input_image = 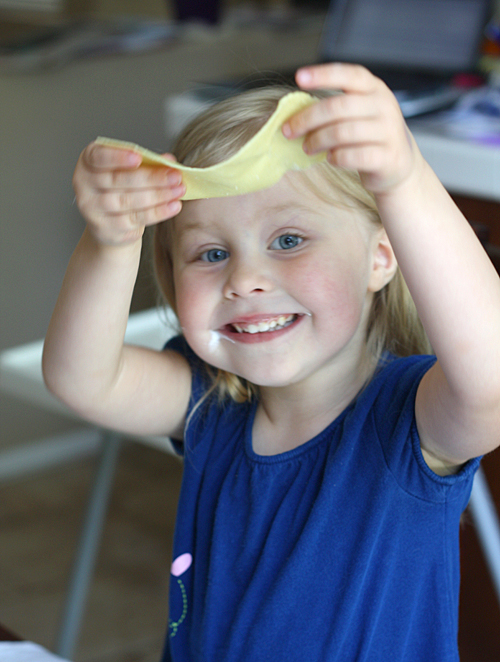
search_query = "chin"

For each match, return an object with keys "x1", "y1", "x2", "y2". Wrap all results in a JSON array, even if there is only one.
[
  {"x1": 191, "y1": 336, "x2": 309, "y2": 389},
  {"x1": 232, "y1": 365, "x2": 303, "y2": 389}
]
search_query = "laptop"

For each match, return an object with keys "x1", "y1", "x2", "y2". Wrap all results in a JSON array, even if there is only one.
[{"x1": 317, "y1": 0, "x2": 492, "y2": 116}]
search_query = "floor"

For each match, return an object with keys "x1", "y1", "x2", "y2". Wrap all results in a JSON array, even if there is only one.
[
  {"x1": 1, "y1": 439, "x2": 499, "y2": 662},
  {"x1": 0, "y1": 442, "x2": 183, "y2": 662}
]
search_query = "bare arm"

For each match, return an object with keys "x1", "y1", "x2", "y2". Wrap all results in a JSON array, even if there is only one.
[
  {"x1": 285, "y1": 63, "x2": 500, "y2": 472},
  {"x1": 375, "y1": 149, "x2": 500, "y2": 471},
  {"x1": 42, "y1": 143, "x2": 191, "y2": 438}
]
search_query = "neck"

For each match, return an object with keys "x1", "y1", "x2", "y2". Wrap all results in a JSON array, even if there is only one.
[{"x1": 253, "y1": 350, "x2": 375, "y2": 456}]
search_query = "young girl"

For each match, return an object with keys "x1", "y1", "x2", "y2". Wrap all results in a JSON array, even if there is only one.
[{"x1": 43, "y1": 63, "x2": 500, "y2": 661}]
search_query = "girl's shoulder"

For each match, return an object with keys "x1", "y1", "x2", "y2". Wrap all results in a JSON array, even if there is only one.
[
  {"x1": 375, "y1": 351, "x2": 436, "y2": 379},
  {"x1": 360, "y1": 352, "x2": 480, "y2": 500},
  {"x1": 354, "y1": 352, "x2": 437, "y2": 418},
  {"x1": 164, "y1": 335, "x2": 251, "y2": 455},
  {"x1": 165, "y1": 335, "x2": 213, "y2": 399}
]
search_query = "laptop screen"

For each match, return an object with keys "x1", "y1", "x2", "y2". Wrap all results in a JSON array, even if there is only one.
[{"x1": 319, "y1": 0, "x2": 491, "y2": 74}]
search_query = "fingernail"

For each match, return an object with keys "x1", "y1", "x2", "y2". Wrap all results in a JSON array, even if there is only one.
[
  {"x1": 127, "y1": 152, "x2": 141, "y2": 166},
  {"x1": 168, "y1": 200, "x2": 182, "y2": 213},
  {"x1": 167, "y1": 171, "x2": 182, "y2": 186},
  {"x1": 171, "y1": 184, "x2": 186, "y2": 198},
  {"x1": 282, "y1": 123, "x2": 292, "y2": 138},
  {"x1": 296, "y1": 69, "x2": 312, "y2": 85}
]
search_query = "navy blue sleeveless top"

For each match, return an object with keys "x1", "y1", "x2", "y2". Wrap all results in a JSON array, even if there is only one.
[{"x1": 162, "y1": 337, "x2": 480, "y2": 661}]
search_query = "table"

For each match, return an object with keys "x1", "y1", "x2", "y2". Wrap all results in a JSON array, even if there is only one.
[{"x1": 410, "y1": 126, "x2": 500, "y2": 203}]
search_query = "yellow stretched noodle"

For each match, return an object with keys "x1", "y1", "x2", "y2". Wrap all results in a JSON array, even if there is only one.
[{"x1": 95, "y1": 92, "x2": 326, "y2": 200}]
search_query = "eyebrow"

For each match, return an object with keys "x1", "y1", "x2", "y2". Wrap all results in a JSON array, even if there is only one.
[
  {"x1": 265, "y1": 203, "x2": 316, "y2": 216},
  {"x1": 176, "y1": 220, "x2": 206, "y2": 235},
  {"x1": 173, "y1": 217, "x2": 218, "y2": 243},
  {"x1": 175, "y1": 201, "x2": 318, "y2": 239}
]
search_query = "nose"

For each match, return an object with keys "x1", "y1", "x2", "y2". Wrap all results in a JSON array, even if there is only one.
[{"x1": 222, "y1": 252, "x2": 274, "y2": 300}]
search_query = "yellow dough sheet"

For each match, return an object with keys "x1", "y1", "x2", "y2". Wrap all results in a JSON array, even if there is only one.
[{"x1": 95, "y1": 92, "x2": 326, "y2": 200}]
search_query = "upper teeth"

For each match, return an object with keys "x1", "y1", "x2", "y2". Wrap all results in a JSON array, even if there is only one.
[{"x1": 232, "y1": 314, "x2": 295, "y2": 334}]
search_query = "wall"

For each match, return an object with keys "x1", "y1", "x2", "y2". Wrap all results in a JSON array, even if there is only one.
[{"x1": 0, "y1": 18, "x2": 322, "y2": 451}]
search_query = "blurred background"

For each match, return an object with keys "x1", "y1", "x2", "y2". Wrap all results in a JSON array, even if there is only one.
[{"x1": 0, "y1": 1, "x2": 499, "y2": 661}]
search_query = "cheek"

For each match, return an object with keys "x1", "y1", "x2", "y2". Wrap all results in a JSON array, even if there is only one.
[
  {"x1": 173, "y1": 272, "x2": 223, "y2": 363},
  {"x1": 297, "y1": 260, "x2": 366, "y2": 324},
  {"x1": 173, "y1": 272, "x2": 209, "y2": 331}
]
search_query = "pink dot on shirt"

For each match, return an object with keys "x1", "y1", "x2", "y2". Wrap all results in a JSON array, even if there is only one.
[{"x1": 171, "y1": 553, "x2": 193, "y2": 577}]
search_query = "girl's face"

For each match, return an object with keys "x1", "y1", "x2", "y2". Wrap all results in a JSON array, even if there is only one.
[{"x1": 170, "y1": 171, "x2": 393, "y2": 392}]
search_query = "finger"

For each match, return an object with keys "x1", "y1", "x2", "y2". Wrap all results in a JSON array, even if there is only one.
[
  {"x1": 108, "y1": 198, "x2": 183, "y2": 229},
  {"x1": 283, "y1": 93, "x2": 378, "y2": 139},
  {"x1": 92, "y1": 165, "x2": 183, "y2": 191},
  {"x1": 160, "y1": 153, "x2": 178, "y2": 163},
  {"x1": 295, "y1": 62, "x2": 380, "y2": 94},
  {"x1": 98, "y1": 184, "x2": 186, "y2": 215},
  {"x1": 82, "y1": 142, "x2": 142, "y2": 170},
  {"x1": 303, "y1": 118, "x2": 385, "y2": 155},
  {"x1": 327, "y1": 143, "x2": 385, "y2": 172}
]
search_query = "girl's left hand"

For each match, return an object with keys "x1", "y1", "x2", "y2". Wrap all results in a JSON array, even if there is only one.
[{"x1": 282, "y1": 63, "x2": 422, "y2": 195}]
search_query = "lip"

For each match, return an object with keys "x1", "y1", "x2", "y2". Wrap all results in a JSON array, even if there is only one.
[{"x1": 219, "y1": 313, "x2": 305, "y2": 344}]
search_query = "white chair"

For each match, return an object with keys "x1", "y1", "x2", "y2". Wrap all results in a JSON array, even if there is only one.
[{"x1": 1, "y1": 307, "x2": 500, "y2": 659}]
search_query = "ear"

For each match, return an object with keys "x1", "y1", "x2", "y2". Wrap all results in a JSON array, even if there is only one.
[{"x1": 367, "y1": 229, "x2": 398, "y2": 293}]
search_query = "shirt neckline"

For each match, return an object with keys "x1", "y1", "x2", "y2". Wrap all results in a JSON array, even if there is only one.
[{"x1": 244, "y1": 397, "x2": 354, "y2": 465}]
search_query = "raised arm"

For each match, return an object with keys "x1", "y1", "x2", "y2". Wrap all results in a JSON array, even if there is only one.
[
  {"x1": 284, "y1": 63, "x2": 500, "y2": 472},
  {"x1": 42, "y1": 142, "x2": 191, "y2": 438}
]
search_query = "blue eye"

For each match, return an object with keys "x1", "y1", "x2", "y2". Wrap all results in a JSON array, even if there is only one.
[
  {"x1": 201, "y1": 248, "x2": 229, "y2": 263},
  {"x1": 270, "y1": 234, "x2": 303, "y2": 250}
]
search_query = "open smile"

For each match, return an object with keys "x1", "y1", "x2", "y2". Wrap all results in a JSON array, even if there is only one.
[{"x1": 220, "y1": 314, "x2": 303, "y2": 343}]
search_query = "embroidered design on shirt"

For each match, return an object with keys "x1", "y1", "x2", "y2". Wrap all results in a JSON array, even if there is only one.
[{"x1": 169, "y1": 553, "x2": 192, "y2": 638}]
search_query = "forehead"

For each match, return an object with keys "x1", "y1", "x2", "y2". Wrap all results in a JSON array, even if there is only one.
[{"x1": 172, "y1": 169, "x2": 362, "y2": 238}]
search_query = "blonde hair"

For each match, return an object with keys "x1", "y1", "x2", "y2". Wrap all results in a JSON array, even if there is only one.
[{"x1": 153, "y1": 86, "x2": 431, "y2": 403}]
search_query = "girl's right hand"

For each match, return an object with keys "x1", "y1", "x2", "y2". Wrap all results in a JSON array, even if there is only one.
[{"x1": 73, "y1": 141, "x2": 186, "y2": 246}]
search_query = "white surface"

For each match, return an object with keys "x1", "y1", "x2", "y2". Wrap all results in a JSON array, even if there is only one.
[
  {"x1": 0, "y1": 307, "x2": 177, "y2": 415},
  {"x1": 0, "y1": 642, "x2": 68, "y2": 662},
  {"x1": 412, "y1": 129, "x2": 500, "y2": 202},
  {"x1": 0, "y1": 307, "x2": 179, "y2": 452}
]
